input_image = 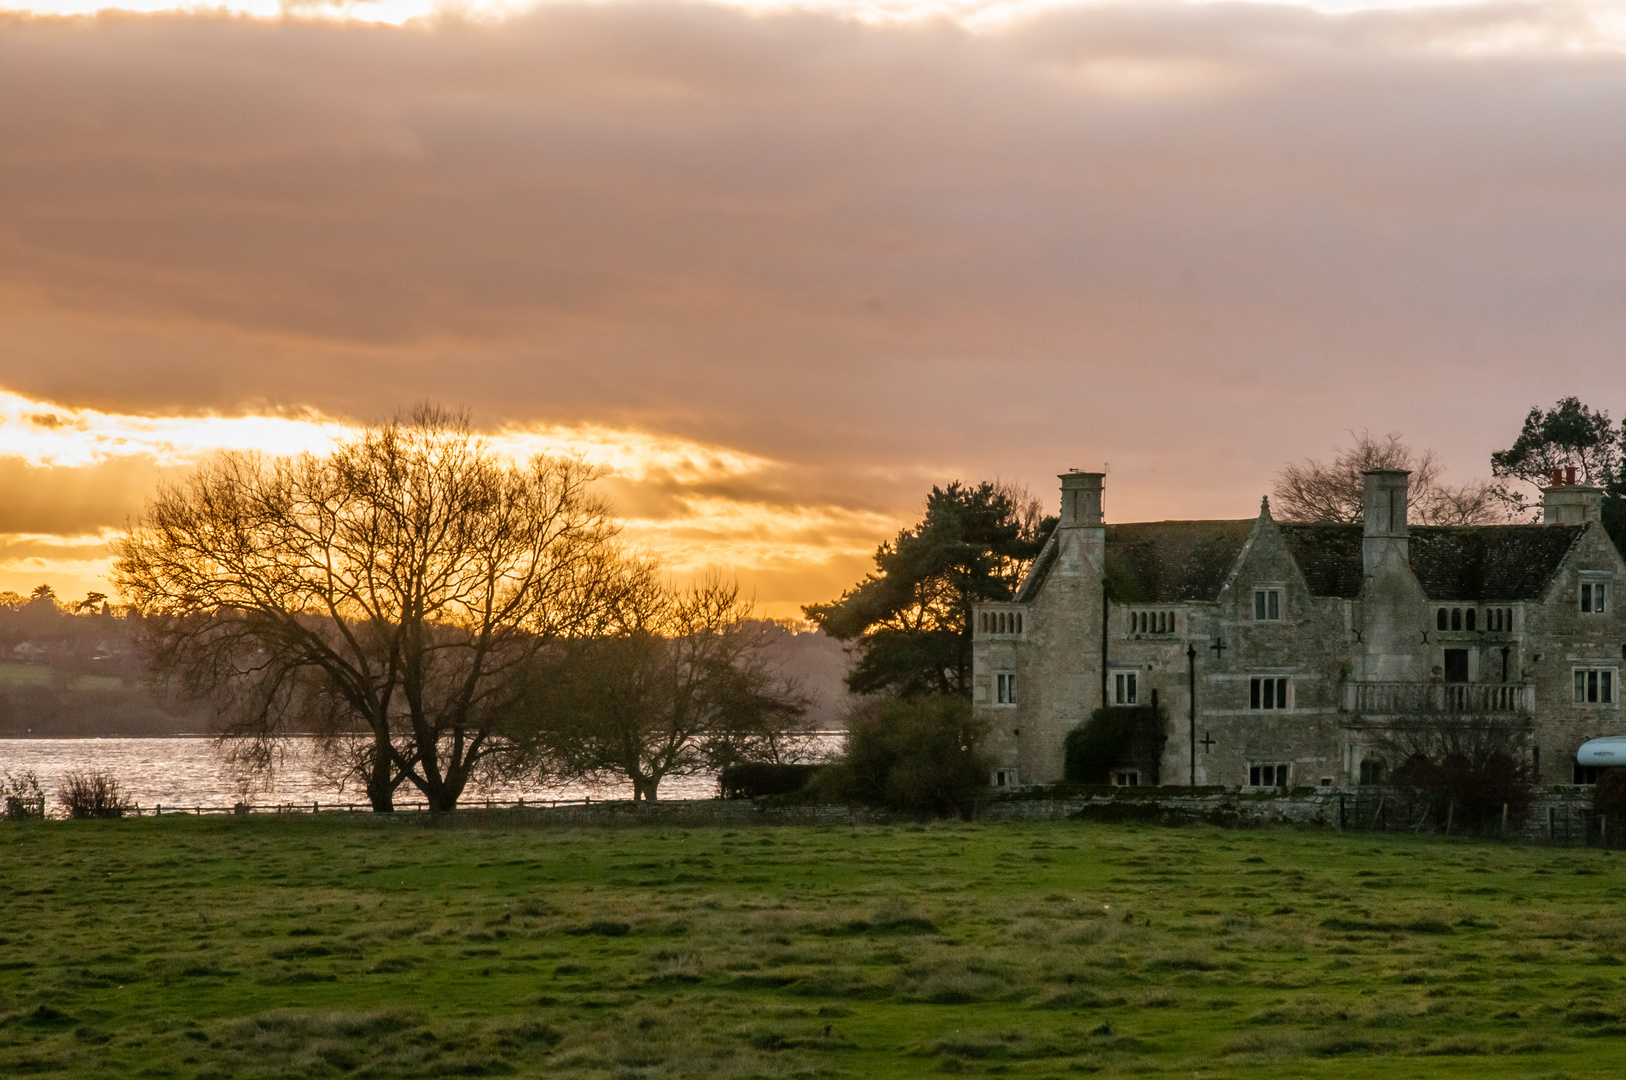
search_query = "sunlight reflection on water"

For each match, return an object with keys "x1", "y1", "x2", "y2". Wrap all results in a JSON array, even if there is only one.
[{"x1": 0, "y1": 735, "x2": 840, "y2": 809}]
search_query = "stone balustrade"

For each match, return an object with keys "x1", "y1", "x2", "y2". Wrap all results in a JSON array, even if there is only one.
[{"x1": 1343, "y1": 681, "x2": 1533, "y2": 716}]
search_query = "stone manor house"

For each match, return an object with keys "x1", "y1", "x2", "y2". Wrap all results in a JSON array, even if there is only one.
[{"x1": 972, "y1": 468, "x2": 1626, "y2": 791}]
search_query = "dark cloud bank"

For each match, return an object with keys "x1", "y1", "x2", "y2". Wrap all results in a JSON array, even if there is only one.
[{"x1": 4, "y1": 1, "x2": 1626, "y2": 533}]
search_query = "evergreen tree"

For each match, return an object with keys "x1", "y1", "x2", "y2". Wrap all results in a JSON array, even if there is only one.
[
  {"x1": 1490, "y1": 397, "x2": 1626, "y2": 552},
  {"x1": 805, "y1": 481, "x2": 1053, "y2": 697}
]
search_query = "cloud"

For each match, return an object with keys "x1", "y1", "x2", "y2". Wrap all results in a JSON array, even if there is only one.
[
  {"x1": 2, "y1": 1, "x2": 1626, "y2": 611},
  {"x1": 0, "y1": 385, "x2": 893, "y2": 612}
]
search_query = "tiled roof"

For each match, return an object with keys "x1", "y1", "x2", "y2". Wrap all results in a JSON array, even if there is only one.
[
  {"x1": 1280, "y1": 522, "x2": 1585, "y2": 600},
  {"x1": 1103, "y1": 520, "x2": 1256, "y2": 603},
  {"x1": 1409, "y1": 524, "x2": 1586, "y2": 601},
  {"x1": 1021, "y1": 519, "x2": 1590, "y2": 605},
  {"x1": 1278, "y1": 524, "x2": 1366, "y2": 598}
]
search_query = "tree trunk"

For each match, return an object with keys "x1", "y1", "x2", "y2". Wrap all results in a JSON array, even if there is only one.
[
  {"x1": 366, "y1": 742, "x2": 395, "y2": 813},
  {"x1": 416, "y1": 759, "x2": 470, "y2": 813}
]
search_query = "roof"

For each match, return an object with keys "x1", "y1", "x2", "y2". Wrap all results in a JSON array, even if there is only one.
[
  {"x1": 1103, "y1": 520, "x2": 1256, "y2": 603},
  {"x1": 1278, "y1": 524, "x2": 1366, "y2": 598},
  {"x1": 1019, "y1": 519, "x2": 1591, "y2": 605},
  {"x1": 1280, "y1": 522, "x2": 1587, "y2": 600},
  {"x1": 1409, "y1": 524, "x2": 1586, "y2": 601},
  {"x1": 1014, "y1": 519, "x2": 1257, "y2": 604}
]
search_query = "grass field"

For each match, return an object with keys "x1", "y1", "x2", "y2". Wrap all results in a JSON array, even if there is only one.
[
  {"x1": 0, "y1": 660, "x2": 125, "y2": 693},
  {"x1": 3, "y1": 817, "x2": 1625, "y2": 1078}
]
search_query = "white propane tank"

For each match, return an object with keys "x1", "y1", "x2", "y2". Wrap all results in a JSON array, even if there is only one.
[{"x1": 1576, "y1": 735, "x2": 1626, "y2": 767}]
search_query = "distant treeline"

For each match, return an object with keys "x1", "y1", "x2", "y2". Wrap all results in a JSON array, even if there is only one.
[{"x1": 0, "y1": 585, "x2": 854, "y2": 739}]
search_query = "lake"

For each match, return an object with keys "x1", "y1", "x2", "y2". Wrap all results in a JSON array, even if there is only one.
[{"x1": 0, "y1": 735, "x2": 841, "y2": 811}]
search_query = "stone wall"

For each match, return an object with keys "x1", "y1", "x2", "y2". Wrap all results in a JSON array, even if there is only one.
[{"x1": 408, "y1": 788, "x2": 1607, "y2": 844}]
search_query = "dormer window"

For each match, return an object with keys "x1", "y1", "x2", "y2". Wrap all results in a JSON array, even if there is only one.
[{"x1": 1253, "y1": 589, "x2": 1281, "y2": 621}]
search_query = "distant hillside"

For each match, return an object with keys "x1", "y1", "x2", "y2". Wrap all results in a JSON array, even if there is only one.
[
  {"x1": 754, "y1": 624, "x2": 859, "y2": 730},
  {"x1": 0, "y1": 660, "x2": 212, "y2": 737},
  {"x1": 0, "y1": 594, "x2": 858, "y2": 739}
]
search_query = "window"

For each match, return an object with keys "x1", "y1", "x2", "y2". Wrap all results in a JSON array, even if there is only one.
[
  {"x1": 994, "y1": 770, "x2": 1009, "y2": 787},
  {"x1": 1249, "y1": 763, "x2": 1289, "y2": 787},
  {"x1": 1450, "y1": 608, "x2": 1462, "y2": 631},
  {"x1": 1111, "y1": 770, "x2": 1140, "y2": 787},
  {"x1": 1253, "y1": 589, "x2": 1281, "y2": 621},
  {"x1": 1444, "y1": 649, "x2": 1469, "y2": 684},
  {"x1": 1582, "y1": 582, "x2": 1609, "y2": 614},
  {"x1": 1576, "y1": 764, "x2": 1603, "y2": 785},
  {"x1": 1131, "y1": 610, "x2": 1175, "y2": 635},
  {"x1": 1573, "y1": 667, "x2": 1616, "y2": 705},
  {"x1": 1359, "y1": 759, "x2": 1386, "y2": 786},
  {"x1": 983, "y1": 611, "x2": 1024, "y2": 634},
  {"x1": 1249, "y1": 676, "x2": 1289, "y2": 710},
  {"x1": 1437, "y1": 608, "x2": 1448, "y2": 631},
  {"x1": 1114, "y1": 671, "x2": 1138, "y2": 705},
  {"x1": 1465, "y1": 608, "x2": 1476, "y2": 632},
  {"x1": 996, "y1": 672, "x2": 1018, "y2": 705}
]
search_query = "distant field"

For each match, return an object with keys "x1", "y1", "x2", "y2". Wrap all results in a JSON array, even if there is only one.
[
  {"x1": 0, "y1": 660, "x2": 124, "y2": 693},
  {"x1": 3, "y1": 817, "x2": 1625, "y2": 1078}
]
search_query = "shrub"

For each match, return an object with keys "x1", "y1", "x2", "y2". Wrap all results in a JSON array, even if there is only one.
[
  {"x1": 1390, "y1": 750, "x2": 1532, "y2": 831},
  {"x1": 1593, "y1": 768, "x2": 1626, "y2": 819},
  {"x1": 2, "y1": 770, "x2": 46, "y2": 821},
  {"x1": 1063, "y1": 705, "x2": 1167, "y2": 784},
  {"x1": 57, "y1": 768, "x2": 131, "y2": 819},
  {"x1": 810, "y1": 695, "x2": 988, "y2": 816},
  {"x1": 717, "y1": 762, "x2": 822, "y2": 800}
]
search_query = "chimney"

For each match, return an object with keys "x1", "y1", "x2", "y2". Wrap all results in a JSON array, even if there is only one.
[
  {"x1": 1362, "y1": 469, "x2": 1410, "y2": 576},
  {"x1": 1058, "y1": 471, "x2": 1104, "y2": 528},
  {"x1": 1542, "y1": 479, "x2": 1603, "y2": 525}
]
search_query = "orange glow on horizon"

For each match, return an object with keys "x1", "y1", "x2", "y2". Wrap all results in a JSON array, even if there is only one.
[{"x1": 0, "y1": 388, "x2": 899, "y2": 618}]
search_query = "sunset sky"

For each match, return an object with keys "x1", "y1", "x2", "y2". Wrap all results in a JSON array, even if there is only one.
[{"x1": 3, "y1": 0, "x2": 1625, "y2": 616}]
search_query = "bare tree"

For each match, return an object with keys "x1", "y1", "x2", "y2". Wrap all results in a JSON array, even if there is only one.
[
  {"x1": 1372, "y1": 713, "x2": 1535, "y2": 829},
  {"x1": 113, "y1": 407, "x2": 626, "y2": 812},
  {"x1": 1272, "y1": 431, "x2": 1509, "y2": 525},
  {"x1": 513, "y1": 572, "x2": 808, "y2": 801}
]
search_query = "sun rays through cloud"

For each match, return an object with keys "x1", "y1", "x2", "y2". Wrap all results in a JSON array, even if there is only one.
[{"x1": 0, "y1": 388, "x2": 895, "y2": 617}]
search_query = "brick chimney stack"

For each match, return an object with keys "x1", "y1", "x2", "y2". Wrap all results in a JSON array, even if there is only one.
[{"x1": 1541, "y1": 466, "x2": 1602, "y2": 525}]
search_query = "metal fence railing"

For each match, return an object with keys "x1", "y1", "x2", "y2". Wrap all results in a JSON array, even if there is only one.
[
  {"x1": 119, "y1": 796, "x2": 600, "y2": 816},
  {"x1": 1336, "y1": 789, "x2": 1610, "y2": 845}
]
